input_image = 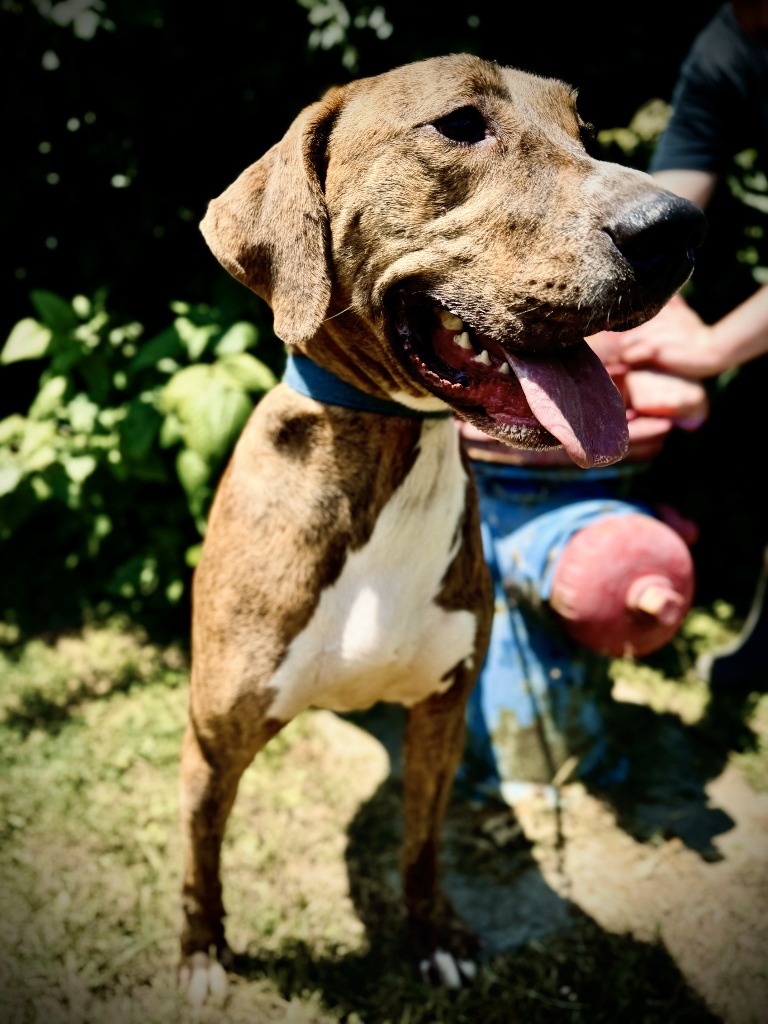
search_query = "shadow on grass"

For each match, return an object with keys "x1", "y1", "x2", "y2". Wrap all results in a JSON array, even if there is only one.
[
  {"x1": 2, "y1": 672, "x2": 138, "y2": 737},
  {"x1": 0, "y1": 627, "x2": 186, "y2": 738},
  {"x1": 262, "y1": 677, "x2": 768, "y2": 1024},
  {"x1": 344, "y1": 679, "x2": 760, "y2": 874},
  {"x1": 232, "y1": 926, "x2": 721, "y2": 1024},
  {"x1": 231, "y1": 765, "x2": 722, "y2": 1023},
  {"x1": 223, "y1": 698, "x2": 725, "y2": 1024},
  {"x1": 590, "y1": 683, "x2": 764, "y2": 862}
]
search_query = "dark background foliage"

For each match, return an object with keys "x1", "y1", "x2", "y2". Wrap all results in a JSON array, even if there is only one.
[{"x1": 4, "y1": 0, "x2": 766, "y2": 640}]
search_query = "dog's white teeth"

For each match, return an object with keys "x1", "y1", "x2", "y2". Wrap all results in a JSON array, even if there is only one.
[
  {"x1": 439, "y1": 309, "x2": 464, "y2": 330},
  {"x1": 499, "y1": 361, "x2": 511, "y2": 375},
  {"x1": 455, "y1": 331, "x2": 473, "y2": 350},
  {"x1": 473, "y1": 349, "x2": 492, "y2": 366}
]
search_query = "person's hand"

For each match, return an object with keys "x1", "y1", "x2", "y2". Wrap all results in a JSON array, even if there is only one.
[
  {"x1": 617, "y1": 294, "x2": 724, "y2": 379},
  {"x1": 625, "y1": 368, "x2": 709, "y2": 429}
]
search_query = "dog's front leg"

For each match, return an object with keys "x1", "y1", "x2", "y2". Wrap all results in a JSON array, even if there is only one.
[
  {"x1": 177, "y1": 720, "x2": 242, "y2": 1006},
  {"x1": 178, "y1": 710, "x2": 282, "y2": 1009},
  {"x1": 401, "y1": 678, "x2": 481, "y2": 988}
]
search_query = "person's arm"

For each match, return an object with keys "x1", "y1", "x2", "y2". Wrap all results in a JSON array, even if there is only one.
[
  {"x1": 698, "y1": 283, "x2": 768, "y2": 372},
  {"x1": 619, "y1": 163, "x2": 768, "y2": 378},
  {"x1": 652, "y1": 168, "x2": 717, "y2": 209},
  {"x1": 619, "y1": 285, "x2": 768, "y2": 378}
]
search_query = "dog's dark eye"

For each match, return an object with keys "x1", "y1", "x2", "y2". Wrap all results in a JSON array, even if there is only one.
[{"x1": 432, "y1": 106, "x2": 488, "y2": 144}]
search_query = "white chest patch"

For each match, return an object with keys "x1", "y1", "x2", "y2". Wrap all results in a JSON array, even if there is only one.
[{"x1": 267, "y1": 420, "x2": 477, "y2": 720}]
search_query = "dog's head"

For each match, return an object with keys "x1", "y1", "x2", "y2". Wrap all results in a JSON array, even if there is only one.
[{"x1": 201, "y1": 54, "x2": 705, "y2": 469}]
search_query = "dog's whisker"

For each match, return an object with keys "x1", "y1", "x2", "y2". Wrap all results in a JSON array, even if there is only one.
[
  {"x1": 515, "y1": 303, "x2": 546, "y2": 316},
  {"x1": 321, "y1": 305, "x2": 354, "y2": 323}
]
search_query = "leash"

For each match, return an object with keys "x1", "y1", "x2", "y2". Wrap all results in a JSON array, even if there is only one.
[{"x1": 283, "y1": 352, "x2": 451, "y2": 419}]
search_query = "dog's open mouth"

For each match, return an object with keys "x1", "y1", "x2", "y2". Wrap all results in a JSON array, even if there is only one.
[{"x1": 392, "y1": 297, "x2": 629, "y2": 469}]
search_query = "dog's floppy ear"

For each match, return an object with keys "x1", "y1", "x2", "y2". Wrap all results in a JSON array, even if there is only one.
[{"x1": 200, "y1": 87, "x2": 344, "y2": 345}]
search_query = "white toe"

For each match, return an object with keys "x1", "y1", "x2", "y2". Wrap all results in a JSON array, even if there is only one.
[{"x1": 433, "y1": 948, "x2": 462, "y2": 989}]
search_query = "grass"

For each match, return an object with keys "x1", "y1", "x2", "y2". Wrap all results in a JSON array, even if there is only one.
[{"x1": 0, "y1": 612, "x2": 765, "y2": 1024}]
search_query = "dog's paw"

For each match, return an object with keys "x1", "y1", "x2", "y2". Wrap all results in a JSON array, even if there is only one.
[
  {"x1": 419, "y1": 948, "x2": 478, "y2": 989},
  {"x1": 178, "y1": 949, "x2": 230, "y2": 1015}
]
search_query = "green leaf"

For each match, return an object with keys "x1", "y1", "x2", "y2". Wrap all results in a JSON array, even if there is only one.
[
  {"x1": 161, "y1": 364, "x2": 214, "y2": 415},
  {"x1": 185, "y1": 542, "x2": 203, "y2": 567},
  {"x1": 0, "y1": 415, "x2": 26, "y2": 445},
  {"x1": 66, "y1": 395, "x2": 99, "y2": 434},
  {"x1": 18, "y1": 420, "x2": 57, "y2": 460},
  {"x1": 0, "y1": 463, "x2": 23, "y2": 497},
  {"x1": 38, "y1": 461, "x2": 71, "y2": 504},
  {"x1": 175, "y1": 317, "x2": 219, "y2": 361},
  {"x1": 24, "y1": 444, "x2": 58, "y2": 473},
  {"x1": 29, "y1": 376, "x2": 69, "y2": 419},
  {"x1": 120, "y1": 399, "x2": 162, "y2": 463},
  {"x1": 72, "y1": 294, "x2": 91, "y2": 318},
  {"x1": 1, "y1": 319, "x2": 53, "y2": 364},
  {"x1": 0, "y1": 477, "x2": 39, "y2": 537},
  {"x1": 163, "y1": 364, "x2": 254, "y2": 460},
  {"x1": 86, "y1": 513, "x2": 113, "y2": 557},
  {"x1": 166, "y1": 578, "x2": 185, "y2": 604},
  {"x1": 176, "y1": 447, "x2": 210, "y2": 498},
  {"x1": 214, "y1": 321, "x2": 259, "y2": 356},
  {"x1": 158, "y1": 411, "x2": 184, "y2": 449},
  {"x1": 30, "y1": 290, "x2": 79, "y2": 332},
  {"x1": 63, "y1": 454, "x2": 97, "y2": 484},
  {"x1": 217, "y1": 353, "x2": 277, "y2": 394},
  {"x1": 183, "y1": 380, "x2": 253, "y2": 462},
  {"x1": 79, "y1": 353, "x2": 112, "y2": 402},
  {"x1": 129, "y1": 325, "x2": 185, "y2": 372},
  {"x1": 48, "y1": 334, "x2": 88, "y2": 375}
]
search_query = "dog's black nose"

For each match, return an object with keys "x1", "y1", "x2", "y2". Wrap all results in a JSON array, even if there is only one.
[{"x1": 605, "y1": 193, "x2": 707, "y2": 289}]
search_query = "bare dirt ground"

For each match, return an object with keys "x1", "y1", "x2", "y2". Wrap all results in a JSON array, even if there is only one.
[{"x1": 484, "y1": 765, "x2": 768, "y2": 1024}]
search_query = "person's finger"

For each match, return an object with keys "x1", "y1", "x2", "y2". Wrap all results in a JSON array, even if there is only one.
[{"x1": 620, "y1": 340, "x2": 656, "y2": 364}]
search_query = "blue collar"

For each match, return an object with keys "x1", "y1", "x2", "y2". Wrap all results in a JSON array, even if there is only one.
[{"x1": 282, "y1": 352, "x2": 451, "y2": 419}]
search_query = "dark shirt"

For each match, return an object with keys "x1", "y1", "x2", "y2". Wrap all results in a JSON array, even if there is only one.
[{"x1": 650, "y1": 3, "x2": 768, "y2": 177}]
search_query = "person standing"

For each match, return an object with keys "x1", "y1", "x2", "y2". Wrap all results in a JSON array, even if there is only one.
[{"x1": 616, "y1": 1, "x2": 768, "y2": 688}]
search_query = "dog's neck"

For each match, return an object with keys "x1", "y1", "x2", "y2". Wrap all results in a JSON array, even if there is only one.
[{"x1": 283, "y1": 352, "x2": 451, "y2": 419}]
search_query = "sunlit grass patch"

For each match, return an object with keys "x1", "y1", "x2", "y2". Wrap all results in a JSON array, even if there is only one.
[
  {"x1": 731, "y1": 693, "x2": 768, "y2": 792},
  {"x1": 0, "y1": 615, "x2": 762, "y2": 1023}
]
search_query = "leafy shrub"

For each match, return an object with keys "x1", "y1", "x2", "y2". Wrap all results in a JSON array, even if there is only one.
[{"x1": 0, "y1": 289, "x2": 278, "y2": 639}]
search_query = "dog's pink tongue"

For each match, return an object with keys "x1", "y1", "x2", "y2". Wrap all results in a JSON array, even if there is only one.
[{"x1": 506, "y1": 341, "x2": 629, "y2": 468}]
